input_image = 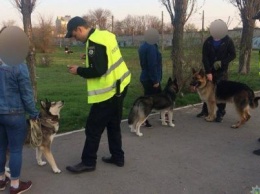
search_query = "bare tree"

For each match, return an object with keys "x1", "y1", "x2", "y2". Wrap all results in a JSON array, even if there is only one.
[
  {"x1": 113, "y1": 20, "x2": 125, "y2": 35},
  {"x1": 121, "y1": 15, "x2": 139, "y2": 36},
  {"x1": 84, "y1": 8, "x2": 112, "y2": 30},
  {"x1": 33, "y1": 15, "x2": 54, "y2": 53},
  {"x1": 184, "y1": 23, "x2": 198, "y2": 32},
  {"x1": 228, "y1": 0, "x2": 260, "y2": 74},
  {"x1": 11, "y1": 0, "x2": 38, "y2": 100},
  {"x1": 160, "y1": 0, "x2": 198, "y2": 86}
]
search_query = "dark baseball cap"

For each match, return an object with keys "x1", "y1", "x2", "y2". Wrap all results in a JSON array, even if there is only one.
[{"x1": 65, "y1": 16, "x2": 87, "y2": 38}]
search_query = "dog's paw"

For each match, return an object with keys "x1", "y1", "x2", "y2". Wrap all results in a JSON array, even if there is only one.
[
  {"x1": 130, "y1": 128, "x2": 136, "y2": 133},
  {"x1": 136, "y1": 132, "x2": 143, "y2": 137},
  {"x1": 53, "y1": 168, "x2": 61, "y2": 174},
  {"x1": 38, "y1": 161, "x2": 47, "y2": 166},
  {"x1": 161, "y1": 121, "x2": 168, "y2": 126},
  {"x1": 168, "y1": 123, "x2": 175, "y2": 127},
  {"x1": 231, "y1": 124, "x2": 240, "y2": 128},
  {"x1": 205, "y1": 116, "x2": 214, "y2": 122}
]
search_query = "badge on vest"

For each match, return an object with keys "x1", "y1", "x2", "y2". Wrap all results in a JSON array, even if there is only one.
[{"x1": 88, "y1": 47, "x2": 95, "y2": 57}]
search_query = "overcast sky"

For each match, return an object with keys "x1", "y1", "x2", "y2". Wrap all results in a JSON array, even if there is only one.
[{"x1": 0, "y1": 0, "x2": 259, "y2": 29}]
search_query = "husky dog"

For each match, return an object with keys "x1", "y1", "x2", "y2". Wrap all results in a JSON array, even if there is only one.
[
  {"x1": 5, "y1": 99, "x2": 64, "y2": 177},
  {"x1": 128, "y1": 77, "x2": 179, "y2": 137},
  {"x1": 32, "y1": 99, "x2": 64, "y2": 173},
  {"x1": 190, "y1": 68, "x2": 260, "y2": 128}
]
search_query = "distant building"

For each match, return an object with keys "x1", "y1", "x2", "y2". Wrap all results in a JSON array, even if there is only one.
[{"x1": 56, "y1": 15, "x2": 71, "y2": 37}]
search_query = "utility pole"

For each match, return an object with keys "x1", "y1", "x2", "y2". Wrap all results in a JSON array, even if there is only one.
[
  {"x1": 201, "y1": 10, "x2": 205, "y2": 43},
  {"x1": 161, "y1": 11, "x2": 164, "y2": 51},
  {"x1": 111, "y1": 15, "x2": 114, "y2": 33}
]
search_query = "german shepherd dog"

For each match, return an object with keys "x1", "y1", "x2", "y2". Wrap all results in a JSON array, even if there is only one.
[
  {"x1": 190, "y1": 68, "x2": 260, "y2": 128},
  {"x1": 128, "y1": 77, "x2": 179, "y2": 137},
  {"x1": 6, "y1": 99, "x2": 64, "y2": 176}
]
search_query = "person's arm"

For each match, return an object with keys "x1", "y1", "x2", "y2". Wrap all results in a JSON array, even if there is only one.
[
  {"x1": 17, "y1": 64, "x2": 39, "y2": 118},
  {"x1": 146, "y1": 45, "x2": 160, "y2": 85},
  {"x1": 202, "y1": 40, "x2": 212, "y2": 74},
  {"x1": 221, "y1": 38, "x2": 236, "y2": 71},
  {"x1": 77, "y1": 42, "x2": 108, "y2": 78}
]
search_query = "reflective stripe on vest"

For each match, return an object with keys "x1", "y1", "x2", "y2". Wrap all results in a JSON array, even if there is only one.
[{"x1": 88, "y1": 70, "x2": 131, "y2": 96}]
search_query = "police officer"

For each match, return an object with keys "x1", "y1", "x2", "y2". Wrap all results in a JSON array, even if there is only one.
[{"x1": 65, "y1": 16, "x2": 131, "y2": 173}]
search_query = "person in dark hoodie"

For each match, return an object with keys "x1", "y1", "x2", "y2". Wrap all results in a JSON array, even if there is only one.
[
  {"x1": 138, "y1": 28, "x2": 162, "y2": 128},
  {"x1": 196, "y1": 19, "x2": 236, "y2": 123}
]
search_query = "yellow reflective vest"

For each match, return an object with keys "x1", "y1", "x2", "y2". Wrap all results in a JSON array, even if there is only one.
[{"x1": 85, "y1": 29, "x2": 131, "y2": 103}]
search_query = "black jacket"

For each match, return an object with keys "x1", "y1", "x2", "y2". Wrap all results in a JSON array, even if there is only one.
[
  {"x1": 202, "y1": 35, "x2": 236, "y2": 75},
  {"x1": 77, "y1": 29, "x2": 108, "y2": 78}
]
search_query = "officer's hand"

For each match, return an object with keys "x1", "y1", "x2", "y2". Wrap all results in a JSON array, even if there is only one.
[{"x1": 67, "y1": 65, "x2": 78, "y2": 75}]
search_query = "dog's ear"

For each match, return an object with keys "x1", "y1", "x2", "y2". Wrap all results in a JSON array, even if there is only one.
[
  {"x1": 198, "y1": 68, "x2": 205, "y2": 76},
  {"x1": 167, "y1": 77, "x2": 173, "y2": 83},
  {"x1": 173, "y1": 77, "x2": 179, "y2": 93},
  {"x1": 173, "y1": 77, "x2": 178, "y2": 87}
]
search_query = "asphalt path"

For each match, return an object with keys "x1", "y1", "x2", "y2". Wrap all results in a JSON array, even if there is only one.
[{"x1": 2, "y1": 99, "x2": 260, "y2": 194}]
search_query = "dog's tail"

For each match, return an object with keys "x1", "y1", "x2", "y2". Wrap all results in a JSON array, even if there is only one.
[
  {"x1": 128, "y1": 98, "x2": 147, "y2": 125},
  {"x1": 248, "y1": 89, "x2": 260, "y2": 108},
  {"x1": 128, "y1": 100, "x2": 141, "y2": 125},
  {"x1": 251, "y1": 97, "x2": 260, "y2": 108}
]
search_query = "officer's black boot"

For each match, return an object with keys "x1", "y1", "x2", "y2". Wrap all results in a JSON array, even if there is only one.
[{"x1": 197, "y1": 103, "x2": 208, "y2": 117}]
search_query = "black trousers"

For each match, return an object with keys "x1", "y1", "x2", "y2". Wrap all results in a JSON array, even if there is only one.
[{"x1": 81, "y1": 86, "x2": 128, "y2": 166}]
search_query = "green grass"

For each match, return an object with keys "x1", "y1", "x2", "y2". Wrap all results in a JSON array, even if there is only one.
[{"x1": 35, "y1": 47, "x2": 260, "y2": 133}]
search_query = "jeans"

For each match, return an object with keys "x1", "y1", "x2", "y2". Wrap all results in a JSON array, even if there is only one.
[{"x1": 0, "y1": 114, "x2": 27, "y2": 179}]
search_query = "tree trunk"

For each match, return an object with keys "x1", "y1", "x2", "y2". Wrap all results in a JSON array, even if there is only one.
[
  {"x1": 171, "y1": 0, "x2": 186, "y2": 86},
  {"x1": 21, "y1": 0, "x2": 37, "y2": 101},
  {"x1": 238, "y1": 19, "x2": 254, "y2": 74}
]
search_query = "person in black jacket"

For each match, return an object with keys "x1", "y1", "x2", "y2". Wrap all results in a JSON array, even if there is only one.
[{"x1": 197, "y1": 19, "x2": 236, "y2": 122}]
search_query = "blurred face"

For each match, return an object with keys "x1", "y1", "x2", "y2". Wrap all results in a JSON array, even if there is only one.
[{"x1": 209, "y1": 19, "x2": 228, "y2": 40}]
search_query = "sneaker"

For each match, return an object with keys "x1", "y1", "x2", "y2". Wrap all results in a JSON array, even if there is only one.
[
  {"x1": 10, "y1": 181, "x2": 32, "y2": 194},
  {"x1": 0, "y1": 177, "x2": 10, "y2": 191}
]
